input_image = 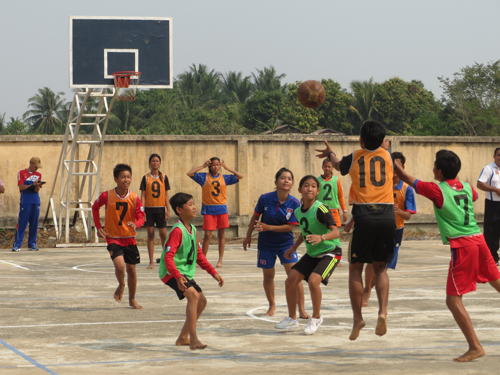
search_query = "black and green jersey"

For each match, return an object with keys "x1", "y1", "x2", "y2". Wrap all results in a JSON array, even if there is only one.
[
  {"x1": 434, "y1": 181, "x2": 481, "y2": 244},
  {"x1": 294, "y1": 200, "x2": 342, "y2": 257}
]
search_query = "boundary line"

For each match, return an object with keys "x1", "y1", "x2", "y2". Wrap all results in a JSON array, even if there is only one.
[{"x1": 0, "y1": 338, "x2": 59, "y2": 374}]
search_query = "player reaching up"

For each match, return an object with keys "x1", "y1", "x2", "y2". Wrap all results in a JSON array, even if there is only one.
[
  {"x1": 316, "y1": 120, "x2": 396, "y2": 340},
  {"x1": 394, "y1": 150, "x2": 500, "y2": 362},
  {"x1": 275, "y1": 175, "x2": 341, "y2": 335},
  {"x1": 159, "y1": 193, "x2": 224, "y2": 350},
  {"x1": 92, "y1": 164, "x2": 145, "y2": 309},
  {"x1": 187, "y1": 157, "x2": 243, "y2": 268}
]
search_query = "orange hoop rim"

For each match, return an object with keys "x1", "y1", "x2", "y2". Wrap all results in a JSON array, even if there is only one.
[{"x1": 112, "y1": 71, "x2": 141, "y2": 78}]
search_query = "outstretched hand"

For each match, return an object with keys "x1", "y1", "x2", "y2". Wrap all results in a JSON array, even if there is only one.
[{"x1": 315, "y1": 140, "x2": 333, "y2": 159}]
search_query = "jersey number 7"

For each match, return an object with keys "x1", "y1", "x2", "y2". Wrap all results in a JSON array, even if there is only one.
[{"x1": 116, "y1": 202, "x2": 128, "y2": 225}]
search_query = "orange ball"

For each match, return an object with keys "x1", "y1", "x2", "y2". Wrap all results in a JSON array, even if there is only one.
[{"x1": 297, "y1": 80, "x2": 326, "y2": 108}]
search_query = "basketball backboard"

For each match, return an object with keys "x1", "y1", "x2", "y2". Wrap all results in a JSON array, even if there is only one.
[{"x1": 70, "y1": 16, "x2": 172, "y2": 88}]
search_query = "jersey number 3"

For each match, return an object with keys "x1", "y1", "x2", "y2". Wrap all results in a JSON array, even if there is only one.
[
  {"x1": 358, "y1": 156, "x2": 386, "y2": 187},
  {"x1": 211, "y1": 181, "x2": 220, "y2": 197}
]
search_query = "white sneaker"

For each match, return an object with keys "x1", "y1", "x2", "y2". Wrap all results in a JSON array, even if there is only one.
[
  {"x1": 274, "y1": 317, "x2": 299, "y2": 330},
  {"x1": 304, "y1": 316, "x2": 323, "y2": 335}
]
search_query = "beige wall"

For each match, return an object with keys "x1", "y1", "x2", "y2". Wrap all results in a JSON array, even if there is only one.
[{"x1": 1, "y1": 134, "x2": 499, "y2": 236}]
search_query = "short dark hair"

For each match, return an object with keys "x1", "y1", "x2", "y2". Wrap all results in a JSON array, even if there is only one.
[
  {"x1": 113, "y1": 164, "x2": 132, "y2": 179},
  {"x1": 275, "y1": 167, "x2": 294, "y2": 182},
  {"x1": 435, "y1": 150, "x2": 461, "y2": 180},
  {"x1": 322, "y1": 158, "x2": 333, "y2": 166},
  {"x1": 170, "y1": 192, "x2": 193, "y2": 217},
  {"x1": 149, "y1": 153, "x2": 161, "y2": 163},
  {"x1": 391, "y1": 152, "x2": 406, "y2": 166},
  {"x1": 210, "y1": 157, "x2": 220, "y2": 163},
  {"x1": 494, "y1": 148, "x2": 500, "y2": 156},
  {"x1": 298, "y1": 175, "x2": 319, "y2": 189},
  {"x1": 360, "y1": 120, "x2": 386, "y2": 150}
]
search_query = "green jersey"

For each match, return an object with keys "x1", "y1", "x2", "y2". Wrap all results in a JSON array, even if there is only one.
[
  {"x1": 433, "y1": 181, "x2": 481, "y2": 245},
  {"x1": 159, "y1": 222, "x2": 198, "y2": 280},
  {"x1": 317, "y1": 175, "x2": 340, "y2": 209},
  {"x1": 294, "y1": 200, "x2": 342, "y2": 257}
]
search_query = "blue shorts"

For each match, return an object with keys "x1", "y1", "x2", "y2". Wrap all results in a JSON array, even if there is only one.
[
  {"x1": 387, "y1": 228, "x2": 404, "y2": 270},
  {"x1": 257, "y1": 248, "x2": 298, "y2": 269}
]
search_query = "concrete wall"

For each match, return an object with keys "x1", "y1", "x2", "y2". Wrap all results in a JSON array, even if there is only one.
[{"x1": 1, "y1": 134, "x2": 499, "y2": 236}]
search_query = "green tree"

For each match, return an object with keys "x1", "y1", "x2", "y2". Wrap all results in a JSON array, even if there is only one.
[
  {"x1": 222, "y1": 71, "x2": 254, "y2": 104},
  {"x1": 439, "y1": 60, "x2": 500, "y2": 136},
  {"x1": 243, "y1": 90, "x2": 290, "y2": 133},
  {"x1": 252, "y1": 66, "x2": 288, "y2": 94},
  {"x1": 4, "y1": 117, "x2": 30, "y2": 135},
  {"x1": 0, "y1": 112, "x2": 5, "y2": 134},
  {"x1": 23, "y1": 87, "x2": 67, "y2": 134},
  {"x1": 374, "y1": 78, "x2": 439, "y2": 134},
  {"x1": 176, "y1": 64, "x2": 223, "y2": 109},
  {"x1": 349, "y1": 78, "x2": 378, "y2": 127},
  {"x1": 317, "y1": 79, "x2": 352, "y2": 133}
]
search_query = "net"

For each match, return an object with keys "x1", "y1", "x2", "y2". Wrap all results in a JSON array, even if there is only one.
[{"x1": 112, "y1": 71, "x2": 141, "y2": 101}]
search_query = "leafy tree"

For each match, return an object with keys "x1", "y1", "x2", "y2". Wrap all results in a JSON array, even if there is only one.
[
  {"x1": 349, "y1": 78, "x2": 378, "y2": 127},
  {"x1": 317, "y1": 79, "x2": 352, "y2": 133},
  {"x1": 4, "y1": 117, "x2": 30, "y2": 135},
  {"x1": 252, "y1": 66, "x2": 288, "y2": 94},
  {"x1": 374, "y1": 78, "x2": 439, "y2": 134},
  {"x1": 243, "y1": 90, "x2": 289, "y2": 133},
  {"x1": 23, "y1": 87, "x2": 66, "y2": 134},
  {"x1": 281, "y1": 83, "x2": 321, "y2": 132},
  {"x1": 176, "y1": 64, "x2": 223, "y2": 109},
  {"x1": 0, "y1": 112, "x2": 5, "y2": 134},
  {"x1": 439, "y1": 60, "x2": 500, "y2": 136},
  {"x1": 222, "y1": 71, "x2": 254, "y2": 104}
]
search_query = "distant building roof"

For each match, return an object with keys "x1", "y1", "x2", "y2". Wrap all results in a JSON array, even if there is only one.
[
  {"x1": 310, "y1": 128, "x2": 344, "y2": 135},
  {"x1": 263, "y1": 124, "x2": 308, "y2": 135}
]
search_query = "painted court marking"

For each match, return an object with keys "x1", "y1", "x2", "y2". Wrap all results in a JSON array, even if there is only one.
[
  {"x1": 0, "y1": 260, "x2": 31, "y2": 271},
  {"x1": 0, "y1": 338, "x2": 59, "y2": 374}
]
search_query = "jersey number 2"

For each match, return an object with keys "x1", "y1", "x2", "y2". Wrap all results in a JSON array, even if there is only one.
[
  {"x1": 323, "y1": 184, "x2": 333, "y2": 201},
  {"x1": 358, "y1": 156, "x2": 386, "y2": 187},
  {"x1": 116, "y1": 202, "x2": 128, "y2": 225},
  {"x1": 453, "y1": 194, "x2": 470, "y2": 225}
]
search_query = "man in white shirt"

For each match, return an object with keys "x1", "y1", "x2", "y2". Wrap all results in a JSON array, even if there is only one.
[{"x1": 477, "y1": 148, "x2": 500, "y2": 265}]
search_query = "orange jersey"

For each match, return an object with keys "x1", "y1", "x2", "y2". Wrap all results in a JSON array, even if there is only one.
[
  {"x1": 142, "y1": 173, "x2": 167, "y2": 207},
  {"x1": 105, "y1": 190, "x2": 138, "y2": 238},
  {"x1": 394, "y1": 182, "x2": 409, "y2": 229},
  {"x1": 349, "y1": 148, "x2": 394, "y2": 205},
  {"x1": 202, "y1": 173, "x2": 227, "y2": 206}
]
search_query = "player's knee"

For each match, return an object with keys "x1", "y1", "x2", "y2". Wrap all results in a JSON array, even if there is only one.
[
  {"x1": 185, "y1": 288, "x2": 200, "y2": 302},
  {"x1": 126, "y1": 265, "x2": 137, "y2": 276},
  {"x1": 372, "y1": 261, "x2": 387, "y2": 274},
  {"x1": 308, "y1": 274, "x2": 322, "y2": 288},
  {"x1": 204, "y1": 231, "x2": 212, "y2": 239}
]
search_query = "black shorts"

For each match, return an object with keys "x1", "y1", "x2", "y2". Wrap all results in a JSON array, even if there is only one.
[
  {"x1": 292, "y1": 251, "x2": 341, "y2": 286},
  {"x1": 166, "y1": 276, "x2": 202, "y2": 300},
  {"x1": 349, "y1": 218, "x2": 395, "y2": 264},
  {"x1": 107, "y1": 243, "x2": 141, "y2": 265},
  {"x1": 144, "y1": 207, "x2": 167, "y2": 228}
]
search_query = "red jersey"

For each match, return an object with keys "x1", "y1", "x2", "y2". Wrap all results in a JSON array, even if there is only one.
[
  {"x1": 18, "y1": 169, "x2": 42, "y2": 205},
  {"x1": 92, "y1": 190, "x2": 145, "y2": 246},
  {"x1": 161, "y1": 226, "x2": 217, "y2": 283}
]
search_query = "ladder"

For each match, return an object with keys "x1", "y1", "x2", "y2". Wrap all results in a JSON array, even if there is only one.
[{"x1": 43, "y1": 88, "x2": 117, "y2": 243}]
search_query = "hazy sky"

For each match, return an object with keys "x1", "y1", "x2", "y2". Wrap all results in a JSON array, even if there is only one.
[{"x1": 1, "y1": 0, "x2": 499, "y2": 120}]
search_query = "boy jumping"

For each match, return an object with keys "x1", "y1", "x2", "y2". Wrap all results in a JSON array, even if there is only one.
[{"x1": 394, "y1": 149, "x2": 500, "y2": 362}]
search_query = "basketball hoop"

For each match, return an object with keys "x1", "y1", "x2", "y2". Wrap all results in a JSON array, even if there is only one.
[{"x1": 112, "y1": 71, "x2": 141, "y2": 101}]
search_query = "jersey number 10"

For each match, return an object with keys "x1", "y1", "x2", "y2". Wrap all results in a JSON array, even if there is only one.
[{"x1": 358, "y1": 156, "x2": 386, "y2": 188}]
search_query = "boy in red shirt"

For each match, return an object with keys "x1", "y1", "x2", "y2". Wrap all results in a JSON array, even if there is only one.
[
  {"x1": 92, "y1": 164, "x2": 145, "y2": 309},
  {"x1": 394, "y1": 150, "x2": 500, "y2": 362}
]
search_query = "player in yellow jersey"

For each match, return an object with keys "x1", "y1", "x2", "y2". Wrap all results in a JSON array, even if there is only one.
[
  {"x1": 187, "y1": 157, "x2": 243, "y2": 268},
  {"x1": 316, "y1": 120, "x2": 395, "y2": 341}
]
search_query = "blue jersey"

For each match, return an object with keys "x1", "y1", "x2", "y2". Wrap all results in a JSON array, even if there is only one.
[
  {"x1": 191, "y1": 172, "x2": 238, "y2": 215},
  {"x1": 254, "y1": 191, "x2": 300, "y2": 252}
]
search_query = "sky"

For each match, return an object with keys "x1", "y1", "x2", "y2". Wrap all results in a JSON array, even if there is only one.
[{"x1": 1, "y1": 0, "x2": 500, "y2": 120}]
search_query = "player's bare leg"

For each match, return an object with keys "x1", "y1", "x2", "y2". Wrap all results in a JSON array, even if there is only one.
[
  {"x1": 446, "y1": 295, "x2": 485, "y2": 362},
  {"x1": 348, "y1": 262, "x2": 366, "y2": 340},
  {"x1": 216, "y1": 227, "x2": 225, "y2": 268},
  {"x1": 308, "y1": 273, "x2": 323, "y2": 319},
  {"x1": 202, "y1": 230, "x2": 212, "y2": 257},
  {"x1": 373, "y1": 261, "x2": 389, "y2": 336},
  {"x1": 112, "y1": 256, "x2": 126, "y2": 303},
  {"x1": 284, "y1": 263, "x2": 309, "y2": 319},
  {"x1": 284, "y1": 270, "x2": 305, "y2": 320},
  {"x1": 488, "y1": 278, "x2": 500, "y2": 292},
  {"x1": 146, "y1": 227, "x2": 155, "y2": 269},
  {"x1": 181, "y1": 288, "x2": 208, "y2": 350},
  {"x1": 362, "y1": 264, "x2": 376, "y2": 307},
  {"x1": 262, "y1": 268, "x2": 276, "y2": 316},
  {"x1": 126, "y1": 263, "x2": 142, "y2": 309}
]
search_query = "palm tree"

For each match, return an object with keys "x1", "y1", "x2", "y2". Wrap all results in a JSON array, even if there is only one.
[
  {"x1": 349, "y1": 78, "x2": 378, "y2": 122},
  {"x1": 23, "y1": 87, "x2": 66, "y2": 134},
  {"x1": 222, "y1": 71, "x2": 254, "y2": 104},
  {"x1": 0, "y1": 112, "x2": 5, "y2": 134},
  {"x1": 252, "y1": 66, "x2": 287, "y2": 93},
  {"x1": 176, "y1": 64, "x2": 223, "y2": 108}
]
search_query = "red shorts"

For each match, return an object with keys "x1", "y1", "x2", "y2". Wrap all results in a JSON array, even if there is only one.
[
  {"x1": 202, "y1": 213, "x2": 229, "y2": 231},
  {"x1": 447, "y1": 241, "x2": 500, "y2": 296}
]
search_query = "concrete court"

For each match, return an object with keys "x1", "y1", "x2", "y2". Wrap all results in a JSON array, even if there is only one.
[{"x1": 1, "y1": 240, "x2": 500, "y2": 375}]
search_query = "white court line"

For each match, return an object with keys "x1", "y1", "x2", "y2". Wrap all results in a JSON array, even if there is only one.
[
  {"x1": 434, "y1": 256, "x2": 451, "y2": 259},
  {"x1": 0, "y1": 260, "x2": 31, "y2": 271},
  {"x1": 246, "y1": 305, "x2": 500, "y2": 331}
]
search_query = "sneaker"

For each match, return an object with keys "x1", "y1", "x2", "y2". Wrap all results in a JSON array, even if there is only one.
[
  {"x1": 11, "y1": 247, "x2": 20, "y2": 252},
  {"x1": 303, "y1": 316, "x2": 323, "y2": 335},
  {"x1": 274, "y1": 317, "x2": 299, "y2": 330},
  {"x1": 28, "y1": 246, "x2": 39, "y2": 251}
]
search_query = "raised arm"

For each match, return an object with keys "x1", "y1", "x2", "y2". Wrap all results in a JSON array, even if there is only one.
[
  {"x1": 187, "y1": 160, "x2": 211, "y2": 177},
  {"x1": 221, "y1": 160, "x2": 243, "y2": 180},
  {"x1": 315, "y1": 140, "x2": 341, "y2": 171},
  {"x1": 394, "y1": 159, "x2": 417, "y2": 187}
]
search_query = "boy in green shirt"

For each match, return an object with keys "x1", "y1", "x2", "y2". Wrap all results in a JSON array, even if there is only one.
[
  {"x1": 394, "y1": 150, "x2": 500, "y2": 362},
  {"x1": 159, "y1": 192, "x2": 224, "y2": 350}
]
